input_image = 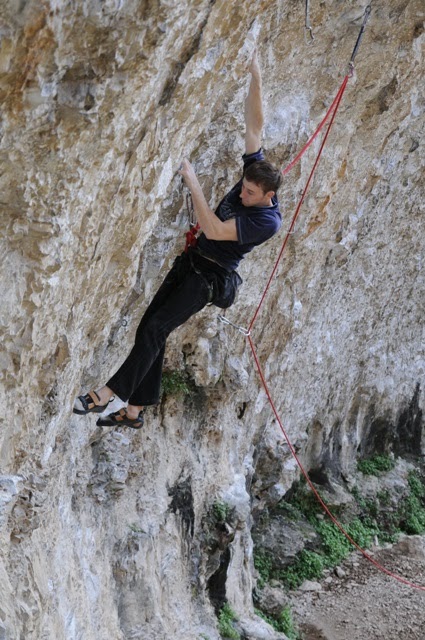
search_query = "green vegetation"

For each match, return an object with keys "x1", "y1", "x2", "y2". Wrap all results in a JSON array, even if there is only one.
[
  {"x1": 213, "y1": 501, "x2": 232, "y2": 524},
  {"x1": 255, "y1": 606, "x2": 299, "y2": 639},
  {"x1": 352, "y1": 470, "x2": 425, "y2": 541},
  {"x1": 217, "y1": 604, "x2": 240, "y2": 639},
  {"x1": 346, "y1": 518, "x2": 378, "y2": 549},
  {"x1": 254, "y1": 468, "x2": 425, "y2": 592},
  {"x1": 316, "y1": 520, "x2": 351, "y2": 566},
  {"x1": 278, "y1": 605, "x2": 299, "y2": 640},
  {"x1": 357, "y1": 454, "x2": 395, "y2": 476},
  {"x1": 127, "y1": 523, "x2": 146, "y2": 534},
  {"x1": 161, "y1": 370, "x2": 191, "y2": 397},
  {"x1": 279, "y1": 549, "x2": 324, "y2": 590},
  {"x1": 287, "y1": 483, "x2": 322, "y2": 522},
  {"x1": 401, "y1": 471, "x2": 425, "y2": 535},
  {"x1": 273, "y1": 518, "x2": 378, "y2": 590},
  {"x1": 376, "y1": 489, "x2": 392, "y2": 506},
  {"x1": 253, "y1": 549, "x2": 273, "y2": 588}
]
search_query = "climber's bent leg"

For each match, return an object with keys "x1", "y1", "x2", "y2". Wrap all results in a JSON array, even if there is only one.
[
  {"x1": 106, "y1": 269, "x2": 210, "y2": 405},
  {"x1": 126, "y1": 344, "x2": 165, "y2": 408}
]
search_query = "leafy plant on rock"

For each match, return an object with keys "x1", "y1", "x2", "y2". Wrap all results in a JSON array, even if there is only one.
[
  {"x1": 352, "y1": 470, "x2": 425, "y2": 541},
  {"x1": 288, "y1": 480, "x2": 322, "y2": 522},
  {"x1": 213, "y1": 500, "x2": 231, "y2": 524},
  {"x1": 253, "y1": 549, "x2": 273, "y2": 588},
  {"x1": 255, "y1": 606, "x2": 299, "y2": 639},
  {"x1": 278, "y1": 605, "x2": 300, "y2": 640},
  {"x1": 400, "y1": 471, "x2": 425, "y2": 535},
  {"x1": 316, "y1": 520, "x2": 351, "y2": 567},
  {"x1": 161, "y1": 370, "x2": 191, "y2": 397},
  {"x1": 357, "y1": 454, "x2": 395, "y2": 476},
  {"x1": 278, "y1": 550, "x2": 324, "y2": 590},
  {"x1": 217, "y1": 603, "x2": 240, "y2": 639}
]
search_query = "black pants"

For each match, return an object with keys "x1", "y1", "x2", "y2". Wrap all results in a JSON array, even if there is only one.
[{"x1": 107, "y1": 252, "x2": 215, "y2": 406}]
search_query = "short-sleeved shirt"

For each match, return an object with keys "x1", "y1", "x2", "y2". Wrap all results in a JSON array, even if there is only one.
[{"x1": 196, "y1": 149, "x2": 282, "y2": 271}]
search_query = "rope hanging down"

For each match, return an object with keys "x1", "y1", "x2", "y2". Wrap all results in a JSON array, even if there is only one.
[{"x1": 223, "y1": 5, "x2": 425, "y2": 591}]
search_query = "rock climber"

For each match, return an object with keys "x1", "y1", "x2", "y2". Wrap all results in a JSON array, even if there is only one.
[{"x1": 73, "y1": 49, "x2": 283, "y2": 429}]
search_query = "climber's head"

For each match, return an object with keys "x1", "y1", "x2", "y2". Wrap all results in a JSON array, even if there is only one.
[{"x1": 241, "y1": 160, "x2": 283, "y2": 207}]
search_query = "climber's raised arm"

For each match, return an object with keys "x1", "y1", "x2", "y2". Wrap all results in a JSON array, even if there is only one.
[{"x1": 244, "y1": 49, "x2": 264, "y2": 155}]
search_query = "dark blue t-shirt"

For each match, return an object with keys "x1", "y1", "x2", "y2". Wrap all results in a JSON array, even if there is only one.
[{"x1": 196, "y1": 149, "x2": 282, "y2": 271}]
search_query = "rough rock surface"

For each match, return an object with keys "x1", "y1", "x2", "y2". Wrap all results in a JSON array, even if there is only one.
[{"x1": 0, "y1": 0, "x2": 424, "y2": 639}]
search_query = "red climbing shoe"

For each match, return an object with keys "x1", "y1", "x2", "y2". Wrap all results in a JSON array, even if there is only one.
[
  {"x1": 73, "y1": 390, "x2": 113, "y2": 415},
  {"x1": 96, "y1": 408, "x2": 144, "y2": 430}
]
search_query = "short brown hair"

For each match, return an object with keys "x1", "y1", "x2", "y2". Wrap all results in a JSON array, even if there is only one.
[{"x1": 244, "y1": 160, "x2": 283, "y2": 194}]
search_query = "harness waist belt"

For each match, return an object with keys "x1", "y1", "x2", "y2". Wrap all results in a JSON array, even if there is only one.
[{"x1": 189, "y1": 247, "x2": 231, "y2": 273}]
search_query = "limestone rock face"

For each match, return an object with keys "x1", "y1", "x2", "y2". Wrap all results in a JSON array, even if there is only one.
[{"x1": 0, "y1": 0, "x2": 423, "y2": 638}]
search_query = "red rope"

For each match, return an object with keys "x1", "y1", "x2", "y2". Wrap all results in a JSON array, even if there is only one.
[{"x1": 246, "y1": 75, "x2": 425, "y2": 591}]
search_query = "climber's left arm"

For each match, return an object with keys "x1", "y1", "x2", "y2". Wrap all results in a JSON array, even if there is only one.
[{"x1": 178, "y1": 159, "x2": 237, "y2": 241}]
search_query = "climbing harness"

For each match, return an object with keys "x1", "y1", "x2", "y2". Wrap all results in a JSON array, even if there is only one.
[
  {"x1": 220, "y1": 5, "x2": 425, "y2": 592},
  {"x1": 304, "y1": 0, "x2": 314, "y2": 43}
]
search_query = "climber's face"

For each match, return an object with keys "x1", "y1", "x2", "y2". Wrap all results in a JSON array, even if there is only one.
[{"x1": 240, "y1": 178, "x2": 274, "y2": 207}]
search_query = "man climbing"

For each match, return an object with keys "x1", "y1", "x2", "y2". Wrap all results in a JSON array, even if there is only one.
[{"x1": 73, "y1": 50, "x2": 283, "y2": 428}]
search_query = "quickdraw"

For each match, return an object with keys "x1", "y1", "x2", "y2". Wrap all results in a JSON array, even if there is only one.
[
  {"x1": 348, "y1": 4, "x2": 372, "y2": 73},
  {"x1": 184, "y1": 191, "x2": 200, "y2": 253},
  {"x1": 304, "y1": 0, "x2": 314, "y2": 43},
  {"x1": 217, "y1": 314, "x2": 250, "y2": 337}
]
